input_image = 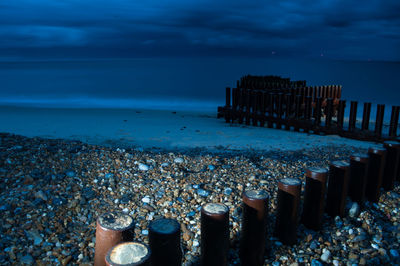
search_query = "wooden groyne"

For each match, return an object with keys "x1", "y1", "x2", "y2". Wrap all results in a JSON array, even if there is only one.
[{"x1": 218, "y1": 75, "x2": 399, "y2": 142}]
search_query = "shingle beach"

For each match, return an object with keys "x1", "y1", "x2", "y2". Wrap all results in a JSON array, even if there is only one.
[{"x1": 1, "y1": 133, "x2": 399, "y2": 265}]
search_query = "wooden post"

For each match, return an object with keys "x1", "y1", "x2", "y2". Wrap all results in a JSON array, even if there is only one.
[
  {"x1": 361, "y1": 103, "x2": 372, "y2": 131},
  {"x1": 267, "y1": 93, "x2": 274, "y2": 128},
  {"x1": 105, "y1": 242, "x2": 151, "y2": 266},
  {"x1": 382, "y1": 141, "x2": 400, "y2": 191},
  {"x1": 294, "y1": 95, "x2": 302, "y2": 131},
  {"x1": 259, "y1": 91, "x2": 265, "y2": 127},
  {"x1": 314, "y1": 97, "x2": 322, "y2": 126},
  {"x1": 285, "y1": 94, "x2": 292, "y2": 130},
  {"x1": 276, "y1": 93, "x2": 283, "y2": 129},
  {"x1": 374, "y1": 104, "x2": 385, "y2": 138},
  {"x1": 389, "y1": 106, "x2": 400, "y2": 137},
  {"x1": 325, "y1": 98, "x2": 333, "y2": 128},
  {"x1": 225, "y1": 87, "x2": 231, "y2": 107},
  {"x1": 304, "y1": 96, "x2": 312, "y2": 120},
  {"x1": 337, "y1": 100, "x2": 346, "y2": 130},
  {"x1": 245, "y1": 89, "x2": 251, "y2": 125},
  {"x1": 348, "y1": 101, "x2": 358, "y2": 132},
  {"x1": 252, "y1": 91, "x2": 258, "y2": 127}
]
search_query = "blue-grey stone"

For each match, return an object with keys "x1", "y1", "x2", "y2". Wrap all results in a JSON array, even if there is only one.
[
  {"x1": 65, "y1": 170, "x2": 75, "y2": 178},
  {"x1": 311, "y1": 259, "x2": 323, "y2": 266},
  {"x1": 272, "y1": 262, "x2": 280, "y2": 266},
  {"x1": 197, "y1": 189, "x2": 209, "y2": 197},
  {"x1": 20, "y1": 254, "x2": 34, "y2": 265},
  {"x1": 208, "y1": 165, "x2": 215, "y2": 171},
  {"x1": 177, "y1": 197, "x2": 183, "y2": 203},
  {"x1": 310, "y1": 240, "x2": 318, "y2": 250},
  {"x1": 0, "y1": 204, "x2": 11, "y2": 211},
  {"x1": 224, "y1": 187, "x2": 233, "y2": 196},
  {"x1": 105, "y1": 173, "x2": 113, "y2": 178},
  {"x1": 174, "y1": 158, "x2": 184, "y2": 163},
  {"x1": 192, "y1": 184, "x2": 199, "y2": 189},
  {"x1": 222, "y1": 165, "x2": 232, "y2": 169},
  {"x1": 390, "y1": 249, "x2": 399, "y2": 258},
  {"x1": 138, "y1": 163, "x2": 149, "y2": 171},
  {"x1": 187, "y1": 211, "x2": 196, "y2": 217}
]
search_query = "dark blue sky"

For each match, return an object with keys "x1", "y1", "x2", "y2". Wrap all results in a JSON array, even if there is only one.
[{"x1": 0, "y1": 0, "x2": 399, "y2": 61}]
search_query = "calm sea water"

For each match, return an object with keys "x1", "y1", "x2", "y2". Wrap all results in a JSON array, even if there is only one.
[{"x1": 0, "y1": 58, "x2": 398, "y2": 111}]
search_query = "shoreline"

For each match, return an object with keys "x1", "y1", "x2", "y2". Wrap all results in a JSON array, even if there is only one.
[{"x1": 0, "y1": 105, "x2": 377, "y2": 153}]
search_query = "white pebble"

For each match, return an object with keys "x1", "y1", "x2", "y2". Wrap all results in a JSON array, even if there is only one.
[
  {"x1": 78, "y1": 254, "x2": 84, "y2": 260},
  {"x1": 142, "y1": 196, "x2": 151, "y2": 203},
  {"x1": 348, "y1": 229, "x2": 354, "y2": 235},
  {"x1": 332, "y1": 260, "x2": 339, "y2": 266},
  {"x1": 142, "y1": 229, "x2": 149, "y2": 235},
  {"x1": 321, "y1": 250, "x2": 331, "y2": 262},
  {"x1": 138, "y1": 163, "x2": 150, "y2": 171},
  {"x1": 192, "y1": 240, "x2": 199, "y2": 247},
  {"x1": 174, "y1": 158, "x2": 184, "y2": 163}
]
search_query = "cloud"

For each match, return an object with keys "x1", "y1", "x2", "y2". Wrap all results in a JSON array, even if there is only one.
[{"x1": 0, "y1": 0, "x2": 399, "y2": 60}]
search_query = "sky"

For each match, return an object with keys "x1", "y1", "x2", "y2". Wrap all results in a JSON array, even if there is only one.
[{"x1": 0, "y1": 0, "x2": 399, "y2": 61}]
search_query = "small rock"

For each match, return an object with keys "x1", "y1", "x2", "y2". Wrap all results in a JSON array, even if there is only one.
[
  {"x1": 20, "y1": 254, "x2": 34, "y2": 265},
  {"x1": 311, "y1": 259, "x2": 323, "y2": 266},
  {"x1": 349, "y1": 202, "x2": 360, "y2": 218},
  {"x1": 207, "y1": 165, "x2": 215, "y2": 171},
  {"x1": 174, "y1": 158, "x2": 184, "y2": 164},
  {"x1": 35, "y1": 191, "x2": 48, "y2": 202},
  {"x1": 197, "y1": 189, "x2": 209, "y2": 197},
  {"x1": 65, "y1": 170, "x2": 75, "y2": 178},
  {"x1": 390, "y1": 249, "x2": 399, "y2": 259},
  {"x1": 192, "y1": 240, "x2": 199, "y2": 247},
  {"x1": 321, "y1": 250, "x2": 331, "y2": 262},
  {"x1": 141, "y1": 230, "x2": 149, "y2": 235},
  {"x1": 138, "y1": 163, "x2": 149, "y2": 171},
  {"x1": 332, "y1": 260, "x2": 339, "y2": 266},
  {"x1": 223, "y1": 188, "x2": 232, "y2": 196},
  {"x1": 142, "y1": 196, "x2": 151, "y2": 204}
]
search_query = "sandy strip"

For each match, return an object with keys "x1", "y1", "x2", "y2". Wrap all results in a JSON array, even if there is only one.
[{"x1": 0, "y1": 106, "x2": 377, "y2": 152}]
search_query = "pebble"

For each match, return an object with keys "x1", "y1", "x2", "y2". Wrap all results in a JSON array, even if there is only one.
[
  {"x1": 20, "y1": 254, "x2": 34, "y2": 265},
  {"x1": 174, "y1": 158, "x2": 184, "y2": 163},
  {"x1": 349, "y1": 202, "x2": 360, "y2": 218},
  {"x1": 321, "y1": 250, "x2": 331, "y2": 262},
  {"x1": 390, "y1": 249, "x2": 399, "y2": 258},
  {"x1": 138, "y1": 163, "x2": 150, "y2": 171},
  {"x1": 196, "y1": 189, "x2": 209, "y2": 197},
  {"x1": 141, "y1": 196, "x2": 151, "y2": 203}
]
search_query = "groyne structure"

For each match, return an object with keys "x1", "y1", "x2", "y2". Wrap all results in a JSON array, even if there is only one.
[{"x1": 218, "y1": 75, "x2": 399, "y2": 142}]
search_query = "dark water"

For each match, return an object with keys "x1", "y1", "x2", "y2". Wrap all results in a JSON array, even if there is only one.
[{"x1": 0, "y1": 58, "x2": 398, "y2": 110}]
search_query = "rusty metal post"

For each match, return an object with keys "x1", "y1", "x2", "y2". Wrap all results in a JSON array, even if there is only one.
[
  {"x1": 105, "y1": 242, "x2": 151, "y2": 266},
  {"x1": 366, "y1": 146, "x2": 386, "y2": 202},
  {"x1": 375, "y1": 104, "x2": 385, "y2": 138},
  {"x1": 274, "y1": 178, "x2": 301, "y2": 245},
  {"x1": 382, "y1": 141, "x2": 400, "y2": 191},
  {"x1": 94, "y1": 212, "x2": 135, "y2": 266},
  {"x1": 361, "y1": 103, "x2": 371, "y2": 131},
  {"x1": 348, "y1": 153, "x2": 369, "y2": 206},
  {"x1": 301, "y1": 167, "x2": 328, "y2": 231},
  {"x1": 201, "y1": 203, "x2": 230, "y2": 266},
  {"x1": 348, "y1": 101, "x2": 358, "y2": 132},
  {"x1": 325, "y1": 161, "x2": 350, "y2": 218},
  {"x1": 389, "y1": 106, "x2": 400, "y2": 137},
  {"x1": 149, "y1": 218, "x2": 182, "y2": 266},
  {"x1": 240, "y1": 189, "x2": 269, "y2": 266}
]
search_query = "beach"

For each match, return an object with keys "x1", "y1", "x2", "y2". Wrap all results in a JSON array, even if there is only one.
[{"x1": 0, "y1": 106, "x2": 399, "y2": 265}]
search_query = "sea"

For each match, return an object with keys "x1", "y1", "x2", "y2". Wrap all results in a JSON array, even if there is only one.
[{"x1": 0, "y1": 58, "x2": 399, "y2": 114}]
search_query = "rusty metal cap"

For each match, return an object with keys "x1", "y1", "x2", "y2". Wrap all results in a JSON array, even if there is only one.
[
  {"x1": 330, "y1": 160, "x2": 350, "y2": 170},
  {"x1": 97, "y1": 212, "x2": 135, "y2": 232},
  {"x1": 149, "y1": 218, "x2": 180, "y2": 235},
  {"x1": 350, "y1": 153, "x2": 369, "y2": 163},
  {"x1": 306, "y1": 167, "x2": 328, "y2": 182},
  {"x1": 368, "y1": 146, "x2": 387, "y2": 155},
  {"x1": 278, "y1": 178, "x2": 301, "y2": 197},
  {"x1": 384, "y1": 141, "x2": 400, "y2": 148},
  {"x1": 105, "y1": 242, "x2": 151, "y2": 266}
]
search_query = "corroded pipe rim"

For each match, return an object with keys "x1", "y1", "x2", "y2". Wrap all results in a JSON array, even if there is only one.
[
  {"x1": 97, "y1": 212, "x2": 135, "y2": 232},
  {"x1": 350, "y1": 153, "x2": 369, "y2": 163},
  {"x1": 105, "y1": 242, "x2": 151, "y2": 266},
  {"x1": 384, "y1": 141, "x2": 400, "y2": 148},
  {"x1": 330, "y1": 160, "x2": 350, "y2": 169},
  {"x1": 278, "y1": 178, "x2": 301, "y2": 197},
  {"x1": 149, "y1": 218, "x2": 180, "y2": 235},
  {"x1": 306, "y1": 167, "x2": 328, "y2": 182},
  {"x1": 368, "y1": 146, "x2": 387, "y2": 155}
]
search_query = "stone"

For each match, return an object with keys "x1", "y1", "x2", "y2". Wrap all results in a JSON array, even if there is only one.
[
  {"x1": 320, "y1": 250, "x2": 331, "y2": 262},
  {"x1": 174, "y1": 158, "x2": 184, "y2": 164},
  {"x1": 138, "y1": 163, "x2": 149, "y2": 171},
  {"x1": 20, "y1": 254, "x2": 34, "y2": 265},
  {"x1": 142, "y1": 196, "x2": 151, "y2": 203},
  {"x1": 349, "y1": 202, "x2": 360, "y2": 218},
  {"x1": 196, "y1": 189, "x2": 209, "y2": 197}
]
